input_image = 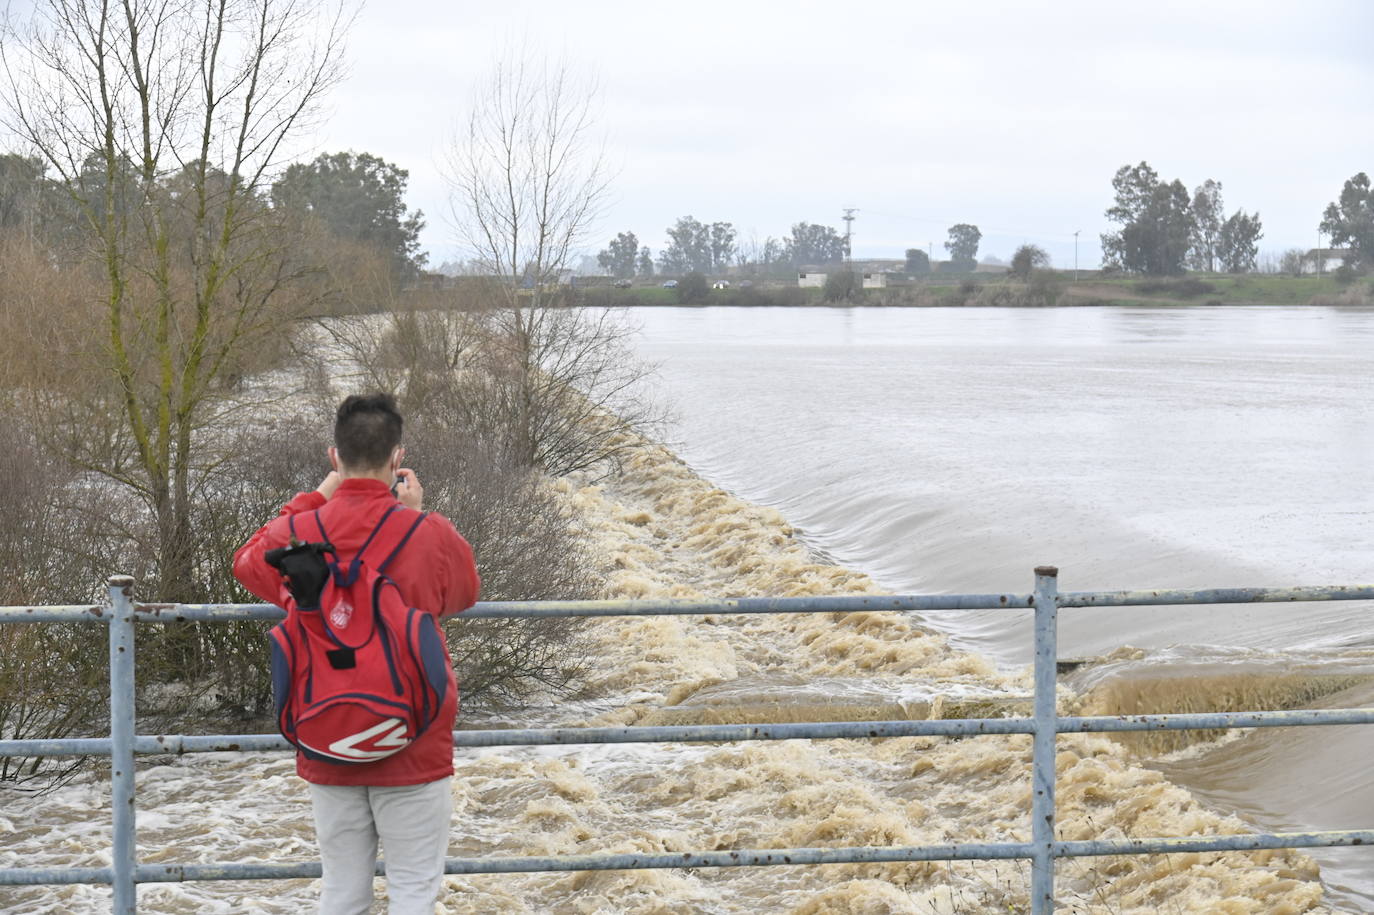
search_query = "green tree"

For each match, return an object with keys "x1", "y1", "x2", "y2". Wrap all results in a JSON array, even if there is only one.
[
  {"x1": 1101, "y1": 162, "x2": 1195, "y2": 276},
  {"x1": 636, "y1": 245, "x2": 654, "y2": 276},
  {"x1": 904, "y1": 247, "x2": 930, "y2": 275},
  {"x1": 1010, "y1": 244, "x2": 1050, "y2": 280},
  {"x1": 1188, "y1": 179, "x2": 1224, "y2": 272},
  {"x1": 272, "y1": 151, "x2": 425, "y2": 283},
  {"x1": 709, "y1": 221, "x2": 737, "y2": 273},
  {"x1": 1319, "y1": 172, "x2": 1373, "y2": 271},
  {"x1": 1217, "y1": 210, "x2": 1263, "y2": 274},
  {"x1": 660, "y1": 215, "x2": 711, "y2": 274},
  {"x1": 596, "y1": 230, "x2": 639, "y2": 278},
  {"x1": 944, "y1": 223, "x2": 981, "y2": 272},
  {"x1": 761, "y1": 236, "x2": 787, "y2": 270},
  {"x1": 784, "y1": 221, "x2": 846, "y2": 266}
]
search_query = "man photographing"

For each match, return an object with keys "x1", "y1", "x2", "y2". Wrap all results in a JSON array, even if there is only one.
[{"x1": 234, "y1": 393, "x2": 480, "y2": 913}]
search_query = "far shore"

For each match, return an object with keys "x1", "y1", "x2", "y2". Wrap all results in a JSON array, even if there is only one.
[{"x1": 555, "y1": 272, "x2": 1373, "y2": 310}]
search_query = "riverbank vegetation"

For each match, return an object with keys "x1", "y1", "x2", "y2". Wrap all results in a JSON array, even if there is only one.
[
  {"x1": 0, "y1": 15, "x2": 651, "y2": 791},
  {"x1": 572, "y1": 270, "x2": 1374, "y2": 309}
]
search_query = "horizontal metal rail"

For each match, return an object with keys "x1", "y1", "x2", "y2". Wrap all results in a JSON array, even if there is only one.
[
  {"x1": 6, "y1": 829, "x2": 1374, "y2": 888},
  {"x1": 5, "y1": 583, "x2": 1373, "y2": 625},
  {"x1": 8, "y1": 706, "x2": 1374, "y2": 759},
  {"x1": 3, "y1": 571, "x2": 1373, "y2": 915},
  {"x1": 0, "y1": 592, "x2": 1031, "y2": 624}
]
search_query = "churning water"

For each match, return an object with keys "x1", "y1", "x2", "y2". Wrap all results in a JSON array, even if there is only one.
[
  {"x1": 5, "y1": 304, "x2": 1373, "y2": 913},
  {"x1": 630, "y1": 304, "x2": 1374, "y2": 909}
]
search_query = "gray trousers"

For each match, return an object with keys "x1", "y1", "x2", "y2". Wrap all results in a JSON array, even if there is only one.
[{"x1": 308, "y1": 777, "x2": 454, "y2": 915}]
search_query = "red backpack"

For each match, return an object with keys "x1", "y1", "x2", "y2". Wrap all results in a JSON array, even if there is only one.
[{"x1": 265, "y1": 506, "x2": 450, "y2": 765}]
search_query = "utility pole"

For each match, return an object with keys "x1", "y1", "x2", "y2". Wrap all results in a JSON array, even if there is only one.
[
  {"x1": 842, "y1": 207, "x2": 858, "y2": 265},
  {"x1": 1073, "y1": 230, "x2": 1080, "y2": 283}
]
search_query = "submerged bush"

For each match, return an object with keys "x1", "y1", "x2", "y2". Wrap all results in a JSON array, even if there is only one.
[
  {"x1": 0, "y1": 411, "x2": 123, "y2": 790},
  {"x1": 4, "y1": 304, "x2": 618, "y2": 789}
]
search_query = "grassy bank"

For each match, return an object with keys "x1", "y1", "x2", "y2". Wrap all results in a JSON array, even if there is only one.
[
  {"x1": 566, "y1": 273, "x2": 1374, "y2": 310},
  {"x1": 1061, "y1": 274, "x2": 1373, "y2": 308}
]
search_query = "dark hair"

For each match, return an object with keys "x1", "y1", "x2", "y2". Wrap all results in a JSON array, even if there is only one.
[{"x1": 334, "y1": 393, "x2": 403, "y2": 471}]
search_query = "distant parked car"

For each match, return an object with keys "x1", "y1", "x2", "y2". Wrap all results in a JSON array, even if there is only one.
[
  {"x1": 661, "y1": 280, "x2": 678, "y2": 288},
  {"x1": 712, "y1": 280, "x2": 731, "y2": 289},
  {"x1": 738, "y1": 280, "x2": 754, "y2": 289},
  {"x1": 613, "y1": 279, "x2": 632, "y2": 288}
]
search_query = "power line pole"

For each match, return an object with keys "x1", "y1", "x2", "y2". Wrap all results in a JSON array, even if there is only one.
[
  {"x1": 842, "y1": 207, "x2": 858, "y2": 265},
  {"x1": 1073, "y1": 230, "x2": 1080, "y2": 283}
]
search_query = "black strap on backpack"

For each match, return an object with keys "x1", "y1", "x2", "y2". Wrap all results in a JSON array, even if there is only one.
[{"x1": 323, "y1": 506, "x2": 429, "y2": 588}]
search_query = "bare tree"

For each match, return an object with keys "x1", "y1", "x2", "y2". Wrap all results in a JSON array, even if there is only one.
[
  {"x1": 0, "y1": 0, "x2": 352, "y2": 601},
  {"x1": 309, "y1": 309, "x2": 600, "y2": 708},
  {"x1": 448, "y1": 53, "x2": 608, "y2": 304},
  {"x1": 1279, "y1": 248, "x2": 1307, "y2": 277},
  {"x1": 445, "y1": 52, "x2": 660, "y2": 477}
]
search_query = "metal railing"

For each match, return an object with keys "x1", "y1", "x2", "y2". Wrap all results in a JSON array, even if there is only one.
[{"x1": 3, "y1": 568, "x2": 1374, "y2": 914}]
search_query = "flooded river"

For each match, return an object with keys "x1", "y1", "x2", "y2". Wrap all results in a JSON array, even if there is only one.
[
  {"x1": 3, "y1": 303, "x2": 1371, "y2": 913},
  {"x1": 631, "y1": 304, "x2": 1374, "y2": 909}
]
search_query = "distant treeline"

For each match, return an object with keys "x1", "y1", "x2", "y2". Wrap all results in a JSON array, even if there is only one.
[
  {"x1": 592, "y1": 218, "x2": 987, "y2": 279},
  {"x1": 590, "y1": 166, "x2": 1372, "y2": 282},
  {"x1": 1100, "y1": 164, "x2": 1374, "y2": 278}
]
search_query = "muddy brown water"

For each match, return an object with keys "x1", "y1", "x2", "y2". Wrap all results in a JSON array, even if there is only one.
[
  {"x1": 631, "y1": 304, "x2": 1374, "y2": 911},
  {"x1": 3, "y1": 304, "x2": 1371, "y2": 912}
]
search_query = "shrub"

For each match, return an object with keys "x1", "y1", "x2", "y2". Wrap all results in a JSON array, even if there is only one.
[
  {"x1": 1279, "y1": 248, "x2": 1307, "y2": 277},
  {"x1": 407, "y1": 430, "x2": 595, "y2": 708},
  {"x1": 823, "y1": 270, "x2": 859, "y2": 302},
  {"x1": 1010, "y1": 244, "x2": 1050, "y2": 280},
  {"x1": 0, "y1": 408, "x2": 144, "y2": 791},
  {"x1": 327, "y1": 307, "x2": 621, "y2": 706},
  {"x1": 676, "y1": 271, "x2": 709, "y2": 303},
  {"x1": 1025, "y1": 270, "x2": 1062, "y2": 306}
]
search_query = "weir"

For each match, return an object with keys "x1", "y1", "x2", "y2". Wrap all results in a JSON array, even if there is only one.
[{"x1": 3, "y1": 571, "x2": 1374, "y2": 914}]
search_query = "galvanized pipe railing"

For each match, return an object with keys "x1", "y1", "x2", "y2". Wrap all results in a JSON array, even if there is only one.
[
  {"x1": 2, "y1": 571, "x2": 1373, "y2": 915},
  {"x1": 1030, "y1": 566, "x2": 1059, "y2": 912}
]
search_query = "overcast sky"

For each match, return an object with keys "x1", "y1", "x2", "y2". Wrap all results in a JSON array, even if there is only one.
[{"x1": 309, "y1": 0, "x2": 1371, "y2": 269}]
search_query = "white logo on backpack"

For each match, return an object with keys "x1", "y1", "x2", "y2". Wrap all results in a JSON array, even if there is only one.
[
  {"x1": 321, "y1": 718, "x2": 411, "y2": 761},
  {"x1": 329, "y1": 599, "x2": 354, "y2": 629}
]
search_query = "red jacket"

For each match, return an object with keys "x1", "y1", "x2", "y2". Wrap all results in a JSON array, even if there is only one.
[{"x1": 233, "y1": 478, "x2": 480, "y2": 785}]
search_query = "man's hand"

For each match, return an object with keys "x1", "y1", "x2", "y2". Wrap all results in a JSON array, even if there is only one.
[
  {"x1": 316, "y1": 471, "x2": 342, "y2": 500},
  {"x1": 395, "y1": 468, "x2": 423, "y2": 510}
]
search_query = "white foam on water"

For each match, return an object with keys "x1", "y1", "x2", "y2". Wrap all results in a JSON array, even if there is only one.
[{"x1": 2, "y1": 436, "x2": 1341, "y2": 913}]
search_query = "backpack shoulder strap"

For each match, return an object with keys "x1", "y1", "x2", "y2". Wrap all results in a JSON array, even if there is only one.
[
  {"x1": 335, "y1": 506, "x2": 398, "y2": 587},
  {"x1": 376, "y1": 510, "x2": 429, "y2": 575},
  {"x1": 289, "y1": 510, "x2": 331, "y2": 545}
]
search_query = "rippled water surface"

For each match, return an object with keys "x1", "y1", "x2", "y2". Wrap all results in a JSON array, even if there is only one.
[
  {"x1": 630, "y1": 304, "x2": 1374, "y2": 909},
  {"x1": 632, "y1": 305, "x2": 1374, "y2": 661}
]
